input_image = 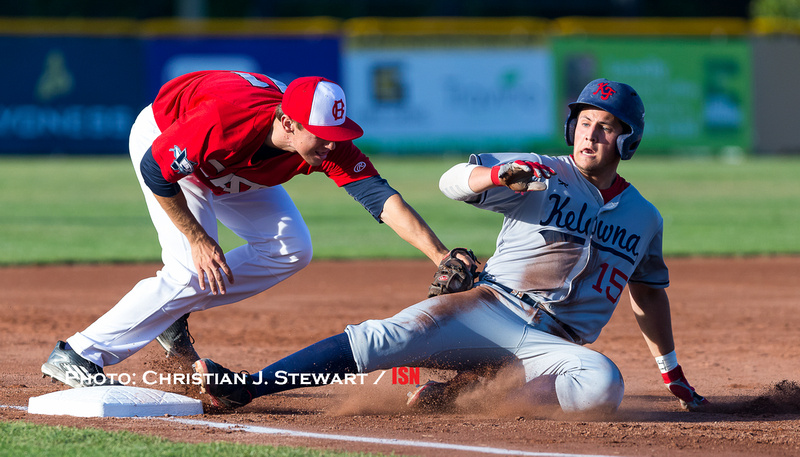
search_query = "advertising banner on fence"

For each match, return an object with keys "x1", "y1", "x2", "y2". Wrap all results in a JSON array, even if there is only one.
[
  {"x1": 142, "y1": 37, "x2": 342, "y2": 101},
  {"x1": 553, "y1": 37, "x2": 752, "y2": 154},
  {"x1": 0, "y1": 24, "x2": 754, "y2": 156},
  {"x1": 0, "y1": 33, "x2": 342, "y2": 155},
  {"x1": 0, "y1": 36, "x2": 144, "y2": 154},
  {"x1": 344, "y1": 47, "x2": 554, "y2": 154}
]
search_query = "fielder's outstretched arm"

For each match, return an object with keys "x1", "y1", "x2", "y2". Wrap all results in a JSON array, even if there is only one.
[
  {"x1": 379, "y1": 193, "x2": 450, "y2": 265},
  {"x1": 343, "y1": 176, "x2": 453, "y2": 265}
]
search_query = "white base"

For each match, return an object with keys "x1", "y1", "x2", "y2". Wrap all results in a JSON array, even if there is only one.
[{"x1": 28, "y1": 386, "x2": 203, "y2": 417}]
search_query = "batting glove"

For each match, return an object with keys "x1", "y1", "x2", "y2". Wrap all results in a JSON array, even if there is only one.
[
  {"x1": 662, "y1": 365, "x2": 709, "y2": 411},
  {"x1": 491, "y1": 160, "x2": 555, "y2": 193}
]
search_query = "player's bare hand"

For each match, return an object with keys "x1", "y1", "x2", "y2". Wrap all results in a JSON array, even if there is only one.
[
  {"x1": 492, "y1": 160, "x2": 556, "y2": 193},
  {"x1": 191, "y1": 235, "x2": 234, "y2": 295}
]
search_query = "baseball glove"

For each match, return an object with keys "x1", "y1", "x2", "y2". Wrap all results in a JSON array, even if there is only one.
[{"x1": 428, "y1": 248, "x2": 479, "y2": 297}]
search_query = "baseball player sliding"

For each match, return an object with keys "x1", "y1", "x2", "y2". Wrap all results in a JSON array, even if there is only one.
[
  {"x1": 41, "y1": 71, "x2": 470, "y2": 387},
  {"x1": 192, "y1": 78, "x2": 709, "y2": 414}
]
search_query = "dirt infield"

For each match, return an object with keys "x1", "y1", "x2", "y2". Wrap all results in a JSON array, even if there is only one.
[{"x1": 1, "y1": 257, "x2": 799, "y2": 456}]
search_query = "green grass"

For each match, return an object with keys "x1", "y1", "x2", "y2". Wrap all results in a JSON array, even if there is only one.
[
  {"x1": 0, "y1": 154, "x2": 798, "y2": 265},
  {"x1": 0, "y1": 421, "x2": 387, "y2": 457},
  {"x1": 620, "y1": 155, "x2": 800, "y2": 255},
  {"x1": 0, "y1": 156, "x2": 159, "y2": 264}
]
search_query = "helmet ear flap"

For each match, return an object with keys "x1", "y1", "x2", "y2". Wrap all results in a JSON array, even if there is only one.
[
  {"x1": 564, "y1": 113, "x2": 578, "y2": 146},
  {"x1": 616, "y1": 132, "x2": 640, "y2": 160},
  {"x1": 616, "y1": 133, "x2": 630, "y2": 160},
  {"x1": 625, "y1": 139, "x2": 641, "y2": 159}
]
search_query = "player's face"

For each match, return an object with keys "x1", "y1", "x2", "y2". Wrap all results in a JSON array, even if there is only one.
[
  {"x1": 291, "y1": 125, "x2": 336, "y2": 167},
  {"x1": 572, "y1": 109, "x2": 624, "y2": 185}
]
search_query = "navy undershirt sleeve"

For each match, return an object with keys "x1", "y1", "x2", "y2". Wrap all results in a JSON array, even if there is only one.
[
  {"x1": 343, "y1": 175, "x2": 399, "y2": 223},
  {"x1": 140, "y1": 147, "x2": 181, "y2": 197}
]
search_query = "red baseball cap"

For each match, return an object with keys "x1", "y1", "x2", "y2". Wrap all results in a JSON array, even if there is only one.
[{"x1": 282, "y1": 76, "x2": 364, "y2": 142}]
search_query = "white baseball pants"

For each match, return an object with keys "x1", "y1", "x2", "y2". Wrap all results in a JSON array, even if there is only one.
[
  {"x1": 345, "y1": 285, "x2": 625, "y2": 413},
  {"x1": 67, "y1": 105, "x2": 313, "y2": 367}
]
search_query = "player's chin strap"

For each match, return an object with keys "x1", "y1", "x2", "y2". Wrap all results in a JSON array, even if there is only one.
[{"x1": 479, "y1": 273, "x2": 582, "y2": 344}]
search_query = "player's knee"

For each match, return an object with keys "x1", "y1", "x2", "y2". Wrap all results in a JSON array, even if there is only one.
[
  {"x1": 251, "y1": 232, "x2": 313, "y2": 270},
  {"x1": 285, "y1": 239, "x2": 313, "y2": 270},
  {"x1": 559, "y1": 356, "x2": 624, "y2": 413},
  {"x1": 285, "y1": 228, "x2": 313, "y2": 267},
  {"x1": 585, "y1": 365, "x2": 624, "y2": 413}
]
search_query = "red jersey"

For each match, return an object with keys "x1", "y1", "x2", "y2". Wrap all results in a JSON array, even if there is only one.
[{"x1": 150, "y1": 71, "x2": 378, "y2": 195}]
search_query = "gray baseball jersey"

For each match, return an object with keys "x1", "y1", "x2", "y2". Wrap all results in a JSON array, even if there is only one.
[
  {"x1": 345, "y1": 152, "x2": 668, "y2": 412},
  {"x1": 463, "y1": 152, "x2": 669, "y2": 344}
]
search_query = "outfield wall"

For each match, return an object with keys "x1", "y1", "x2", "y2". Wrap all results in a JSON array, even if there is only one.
[{"x1": 0, "y1": 17, "x2": 797, "y2": 155}]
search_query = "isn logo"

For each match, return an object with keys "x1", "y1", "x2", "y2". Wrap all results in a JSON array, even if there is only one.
[{"x1": 391, "y1": 366, "x2": 420, "y2": 385}]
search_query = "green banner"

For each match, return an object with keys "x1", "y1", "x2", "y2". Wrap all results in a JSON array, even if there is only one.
[{"x1": 553, "y1": 37, "x2": 752, "y2": 155}]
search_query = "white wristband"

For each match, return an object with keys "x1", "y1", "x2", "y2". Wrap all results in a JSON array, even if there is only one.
[{"x1": 655, "y1": 350, "x2": 678, "y2": 373}]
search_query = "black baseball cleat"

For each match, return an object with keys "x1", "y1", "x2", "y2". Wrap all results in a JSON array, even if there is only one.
[
  {"x1": 155, "y1": 313, "x2": 200, "y2": 364},
  {"x1": 193, "y1": 358, "x2": 255, "y2": 409},
  {"x1": 41, "y1": 341, "x2": 121, "y2": 388}
]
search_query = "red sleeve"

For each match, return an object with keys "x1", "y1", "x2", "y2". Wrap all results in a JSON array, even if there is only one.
[
  {"x1": 318, "y1": 141, "x2": 380, "y2": 187},
  {"x1": 151, "y1": 102, "x2": 226, "y2": 183},
  {"x1": 151, "y1": 98, "x2": 272, "y2": 184},
  {"x1": 149, "y1": 71, "x2": 281, "y2": 184}
]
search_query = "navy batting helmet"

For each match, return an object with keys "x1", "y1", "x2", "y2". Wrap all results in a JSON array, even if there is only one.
[{"x1": 564, "y1": 79, "x2": 645, "y2": 160}]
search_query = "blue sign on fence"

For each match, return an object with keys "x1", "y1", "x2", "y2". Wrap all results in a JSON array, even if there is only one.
[
  {"x1": 142, "y1": 37, "x2": 342, "y2": 100},
  {"x1": 0, "y1": 34, "x2": 341, "y2": 155},
  {"x1": 0, "y1": 36, "x2": 145, "y2": 154}
]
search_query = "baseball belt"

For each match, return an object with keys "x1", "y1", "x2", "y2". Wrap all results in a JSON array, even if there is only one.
[{"x1": 481, "y1": 277, "x2": 582, "y2": 344}]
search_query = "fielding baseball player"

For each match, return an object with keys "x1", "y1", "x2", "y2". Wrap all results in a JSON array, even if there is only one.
[
  {"x1": 192, "y1": 78, "x2": 709, "y2": 413},
  {"x1": 41, "y1": 71, "x2": 469, "y2": 388}
]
